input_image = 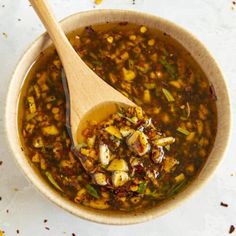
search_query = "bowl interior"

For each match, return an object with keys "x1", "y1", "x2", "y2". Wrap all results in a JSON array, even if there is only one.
[{"x1": 5, "y1": 10, "x2": 231, "y2": 224}]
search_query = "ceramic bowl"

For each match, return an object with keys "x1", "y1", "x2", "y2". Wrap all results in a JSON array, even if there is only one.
[{"x1": 5, "y1": 9, "x2": 231, "y2": 224}]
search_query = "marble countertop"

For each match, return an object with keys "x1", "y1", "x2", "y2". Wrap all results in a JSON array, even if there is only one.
[{"x1": 0, "y1": 0, "x2": 236, "y2": 235}]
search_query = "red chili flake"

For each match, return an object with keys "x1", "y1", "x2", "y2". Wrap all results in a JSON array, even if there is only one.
[
  {"x1": 209, "y1": 84, "x2": 217, "y2": 101},
  {"x1": 229, "y1": 225, "x2": 235, "y2": 234},
  {"x1": 44, "y1": 219, "x2": 48, "y2": 223},
  {"x1": 0, "y1": 161, "x2": 3, "y2": 165},
  {"x1": 45, "y1": 227, "x2": 50, "y2": 230},
  {"x1": 118, "y1": 22, "x2": 128, "y2": 26},
  {"x1": 16, "y1": 229, "x2": 20, "y2": 234},
  {"x1": 85, "y1": 26, "x2": 95, "y2": 35},
  {"x1": 220, "y1": 202, "x2": 228, "y2": 207},
  {"x1": 135, "y1": 164, "x2": 144, "y2": 174}
]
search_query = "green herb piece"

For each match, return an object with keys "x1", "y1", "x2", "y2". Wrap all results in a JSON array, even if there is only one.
[
  {"x1": 128, "y1": 59, "x2": 134, "y2": 69},
  {"x1": 133, "y1": 97, "x2": 142, "y2": 106},
  {"x1": 186, "y1": 102, "x2": 190, "y2": 118},
  {"x1": 177, "y1": 127, "x2": 190, "y2": 136},
  {"x1": 26, "y1": 112, "x2": 37, "y2": 121},
  {"x1": 144, "y1": 83, "x2": 156, "y2": 90},
  {"x1": 41, "y1": 146, "x2": 46, "y2": 154},
  {"x1": 162, "y1": 88, "x2": 175, "y2": 102},
  {"x1": 76, "y1": 143, "x2": 87, "y2": 150},
  {"x1": 92, "y1": 60, "x2": 102, "y2": 66},
  {"x1": 167, "y1": 180, "x2": 186, "y2": 196},
  {"x1": 89, "y1": 52, "x2": 98, "y2": 60},
  {"x1": 86, "y1": 184, "x2": 99, "y2": 199},
  {"x1": 45, "y1": 96, "x2": 56, "y2": 103},
  {"x1": 136, "y1": 64, "x2": 149, "y2": 73},
  {"x1": 159, "y1": 58, "x2": 176, "y2": 79},
  {"x1": 45, "y1": 171, "x2": 63, "y2": 192},
  {"x1": 165, "y1": 144, "x2": 170, "y2": 151},
  {"x1": 147, "y1": 190, "x2": 165, "y2": 199},
  {"x1": 180, "y1": 116, "x2": 187, "y2": 121},
  {"x1": 45, "y1": 144, "x2": 53, "y2": 150},
  {"x1": 137, "y1": 182, "x2": 147, "y2": 194},
  {"x1": 118, "y1": 112, "x2": 137, "y2": 124},
  {"x1": 62, "y1": 131, "x2": 67, "y2": 140}
]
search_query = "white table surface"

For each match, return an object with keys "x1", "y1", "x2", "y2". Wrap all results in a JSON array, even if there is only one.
[{"x1": 0, "y1": 0, "x2": 236, "y2": 235}]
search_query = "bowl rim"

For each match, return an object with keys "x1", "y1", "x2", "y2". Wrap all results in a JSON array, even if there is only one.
[{"x1": 5, "y1": 9, "x2": 231, "y2": 225}]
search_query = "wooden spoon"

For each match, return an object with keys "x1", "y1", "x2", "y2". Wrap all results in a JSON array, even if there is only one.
[{"x1": 29, "y1": 0, "x2": 135, "y2": 146}]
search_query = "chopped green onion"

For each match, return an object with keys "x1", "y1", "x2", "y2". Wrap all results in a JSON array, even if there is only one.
[
  {"x1": 165, "y1": 144, "x2": 170, "y2": 151},
  {"x1": 26, "y1": 112, "x2": 37, "y2": 121},
  {"x1": 86, "y1": 184, "x2": 99, "y2": 199},
  {"x1": 137, "y1": 182, "x2": 147, "y2": 194},
  {"x1": 159, "y1": 58, "x2": 176, "y2": 79},
  {"x1": 76, "y1": 143, "x2": 87, "y2": 150},
  {"x1": 133, "y1": 97, "x2": 142, "y2": 106},
  {"x1": 45, "y1": 171, "x2": 63, "y2": 192},
  {"x1": 162, "y1": 88, "x2": 175, "y2": 102},
  {"x1": 62, "y1": 131, "x2": 67, "y2": 140},
  {"x1": 118, "y1": 112, "x2": 137, "y2": 124},
  {"x1": 92, "y1": 60, "x2": 102, "y2": 66},
  {"x1": 177, "y1": 127, "x2": 190, "y2": 136},
  {"x1": 128, "y1": 59, "x2": 134, "y2": 69},
  {"x1": 186, "y1": 102, "x2": 190, "y2": 118},
  {"x1": 89, "y1": 52, "x2": 98, "y2": 60},
  {"x1": 167, "y1": 180, "x2": 186, "y2": 196},
  {"x1": 180, "y1": 116, "x2": 187, "y2": 121},
  {"x1": 144, "y1": 83, "x2": 156, "y2": 90}
]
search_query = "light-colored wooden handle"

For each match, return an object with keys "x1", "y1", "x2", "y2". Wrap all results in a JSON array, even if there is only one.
[{"x1": 29, "y1": 0, "x2": 135, "y2": 145}]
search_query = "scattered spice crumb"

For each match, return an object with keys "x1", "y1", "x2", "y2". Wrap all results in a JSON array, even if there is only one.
[
  {"x1": 95, "y1": 0, "x2": 102, "y2": 4},
  {"x1": 14, "y1": 188, "x2": 19, "y2": 192},
  {"x1": 1, "y1": 5, "x2": 5, "y2": 8},
  {"x1": 44, "y1": 219, "x2": 48, "y2": 223},
  {"x1": 2, "y1": 32, "x2": 8, "y2": 38},
  {"x1": 220, "y1": 202, "x2": 228, "y2": 207},
  {"x1": 132, "y1": 0, "x2": 136, "y2": 5},
  {"x1": 233, "y1": 1, "x2": 236, "y2": 5},
  {"x1": 229, "y1": 225, "x2": 235, "y2": 234},
  {"x1": 18, "y1": 18, "x2": 21, "y2": 21},
  {"x1": 0, "y1": 230, "x2": 5, "y2": 236},
  {"x1": 0, "y1": 197, "x2": 2, "y2": 201},
  {"x1": 72, "y1": 233, "x2": 76, "y2": 236},
  {"x1": 16, "y1": 229, "x2": 20, "y2": 234},
  {"x1": 0, "y1": 161, "x2": 3, "y2": 166},
  {"x1": 6, "y1": 209, "x2": 9, "y2": 213},
  {"x1": 45, "y1": 227, "x2": 50, "y2": 230},
  {"x1": 230, "y1": 173, "x2": 234, "y2": 176}
]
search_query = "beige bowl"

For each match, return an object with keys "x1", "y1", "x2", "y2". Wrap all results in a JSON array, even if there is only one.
[{"x1": 5, "y1": 10, "x2": 231, "y2": 224}]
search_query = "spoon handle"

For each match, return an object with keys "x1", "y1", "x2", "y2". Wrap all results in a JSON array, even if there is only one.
[{"x1": 29, "y1": 0, "x2": 80, "y2": 65}]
